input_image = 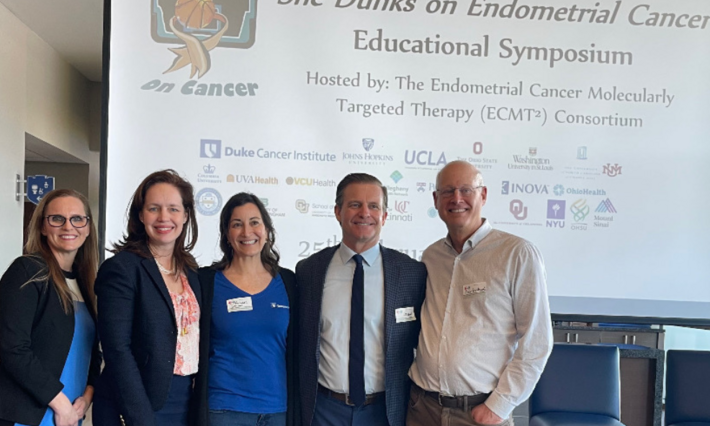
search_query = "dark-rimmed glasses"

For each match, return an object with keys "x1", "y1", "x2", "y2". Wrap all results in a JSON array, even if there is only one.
[{"x1": 45, "y1": 215, "x2": 90, "y2": 228}]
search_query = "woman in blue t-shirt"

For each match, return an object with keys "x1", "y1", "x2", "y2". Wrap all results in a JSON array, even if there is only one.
[{"x1": 195, "y1": 193, "x2": 298, "y2": 426}]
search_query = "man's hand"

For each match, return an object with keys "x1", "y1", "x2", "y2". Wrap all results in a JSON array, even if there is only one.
[
  {"x1": 471, "y1": 403, "x2": 504, "y2": 425},
  {"x1": 49, "y1": 392, "x2": 80, "y2": 426}
]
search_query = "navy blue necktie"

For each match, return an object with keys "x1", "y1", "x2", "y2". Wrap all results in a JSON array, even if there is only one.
[{"x1": 349, "y1": 254, "x2": 366, "y2": 406}]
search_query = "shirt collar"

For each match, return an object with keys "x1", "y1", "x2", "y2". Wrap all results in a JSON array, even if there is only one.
[
  {"x1": 338, "y1": 243, "x2": 381, "y2": 266},
  {"x1": 444, "y1": 218, "x2": 493, "y2": 253}
]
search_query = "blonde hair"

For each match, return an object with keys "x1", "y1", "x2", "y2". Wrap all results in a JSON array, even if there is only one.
[{"x1": 25, "y1": 189, "x2": 98, "y2": 315}]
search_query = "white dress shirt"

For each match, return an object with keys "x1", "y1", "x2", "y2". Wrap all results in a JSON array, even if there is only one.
[
  {"x1": 319, "y1": 243, "x2": 386, "y2": 394},
  {"x1": 409, "y1": 219, "x2": 553, "y2": 418}
]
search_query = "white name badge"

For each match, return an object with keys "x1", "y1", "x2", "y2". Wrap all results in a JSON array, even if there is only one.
[
  {"x1": 463, "y1": 282, "x2": 487, "y2": 297},
  {"x1": 395, "y1": 307, "x2": 416, "y2": 323},
  {"x1": 227, "y1": 297, "x2": 253, "y2": 312}
]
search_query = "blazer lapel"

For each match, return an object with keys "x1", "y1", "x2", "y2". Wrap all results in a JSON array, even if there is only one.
[
  {"x1": 186, "y1": 268, "x2": 202, "y2": 307},
  {"x1": 381, "y1": 247, "x2": 400, "y2": 353},
  {"x1": 141, "y1": 258, "x2": 176, "y2": 322}
]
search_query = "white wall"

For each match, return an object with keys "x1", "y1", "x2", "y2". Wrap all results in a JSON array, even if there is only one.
[
  {"x1": 0, "y1": 2, "x2": 100, "y2": 270},
  {"x1": 0, "y1": 4, "x2": 28, "y2": 270}
]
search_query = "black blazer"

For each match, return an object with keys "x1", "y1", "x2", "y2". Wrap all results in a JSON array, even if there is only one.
[
  {"x1": 194, "y1": 266, "x2": 300, "y2": 426},
  {"x1": 94, "y1": 250, "x2": 202, "y2": 426},
  {"x1": 0, "y1": 256, "x2": 100, "y2": 426},
  {"x1": 297, "y1": 245, "x2": 427, "y2": 426}
]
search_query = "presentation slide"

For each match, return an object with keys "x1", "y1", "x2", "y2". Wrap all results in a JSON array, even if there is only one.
[{"x1": 106, "y1": 0, "x2": 710, "y2": 321}]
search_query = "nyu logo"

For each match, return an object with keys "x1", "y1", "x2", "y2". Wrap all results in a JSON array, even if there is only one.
[
  {"x1": 602, "y1": 163, "x2": 622, "y2": 177},
  {"x1": 200, "y1": 139, "x2": 222, "y2": 158},
  {"x1": 404, "y1": 150, "x2": 447, "y2": 166},
  {"x1": 546, "y1": 199, "x2": 565, "y2": 228},
  {"x1": 501, "y1": 181, "x2": 549, "y2": 195},
  {"x1": 509, "y1": 199, "x2": 528, "y2": 220}
]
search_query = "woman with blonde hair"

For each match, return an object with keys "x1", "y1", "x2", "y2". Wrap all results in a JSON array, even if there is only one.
[{"x1": 0, "y1": 189, "x2": 100, "y2": 426}]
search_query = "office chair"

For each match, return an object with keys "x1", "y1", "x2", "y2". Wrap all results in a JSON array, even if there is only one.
[
  {"x1": 665, "y1": 350, "x2": 710, "y2": 426},
  {"x1": 529, "y1": 344, "x2": 624, "y2": 426}
]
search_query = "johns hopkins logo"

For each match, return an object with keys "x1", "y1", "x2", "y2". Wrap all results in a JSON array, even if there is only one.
[
  {"x1": 195, "y1": 188, "x2": 222, "y2": 216},
  {"x1": 200, "y1": 139, "x2": 222, "y2": 158},
  {"x1": 362, "y1": 138, "x2": 374, "y2": 152},
  {"x1": 151, "y1": 0, "x2": 257, "y2": 78},
  {"x1": 26, "y1": 175, "x2": 55, "y2": 205}
]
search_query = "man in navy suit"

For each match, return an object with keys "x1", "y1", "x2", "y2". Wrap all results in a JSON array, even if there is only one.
[{"x1": 297, "y1": 173, "x2": 427, "y2": 426}]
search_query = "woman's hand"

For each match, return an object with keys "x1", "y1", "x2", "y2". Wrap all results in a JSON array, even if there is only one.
[
  {"x1": 49, "y1": 392, "x2": 80, "y2": 426},
  {"x1": 73, "y1": 386, "x2": 94, "y2": 418}
]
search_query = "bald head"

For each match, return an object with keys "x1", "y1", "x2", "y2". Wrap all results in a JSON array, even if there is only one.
[
  {"x1": 433, "y1": 160, "x2": 488, "y2": 250},
  {"x1": 436, "y1": 160, "x2": 484, "y2": 190}
]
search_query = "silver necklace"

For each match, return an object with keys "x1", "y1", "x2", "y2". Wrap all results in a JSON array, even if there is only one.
[{"x1": 154, "y1": 258, "x2": 174, "y2": 275}]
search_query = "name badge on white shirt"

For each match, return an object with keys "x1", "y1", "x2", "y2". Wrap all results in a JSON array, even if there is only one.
[
  {"x1": 463, "y1": 282, "x2": 487, "y2": 297},
  {"x1": 395, "y1": 307, "x2": 416, "y2": 323},
  {"x1": 227, "y1": 297, "x2": 253, "y2": 312}
]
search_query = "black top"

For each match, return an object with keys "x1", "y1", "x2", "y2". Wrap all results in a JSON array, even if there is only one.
[
  {"x1": 94, "y1": 250, "x2": 202, "y2": 426},
  {"x1": 194, "y1": 266, "x2": 300, "y2": 426},
  {"x1": 0, "y1": 255, "x2": 100, "y2": 425}
]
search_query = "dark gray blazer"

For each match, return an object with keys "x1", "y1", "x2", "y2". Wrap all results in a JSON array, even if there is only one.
[
  {"x1": 297, "y1": 244, "x2": 427, "y2": 426},
  {"x1": 94, "y1": 250, "x2": 202, "y2": 426}
]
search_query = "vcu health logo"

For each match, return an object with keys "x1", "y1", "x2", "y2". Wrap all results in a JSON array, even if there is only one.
[{"x1": 151, "y1": 0, "x2": 257, "y2": 78}]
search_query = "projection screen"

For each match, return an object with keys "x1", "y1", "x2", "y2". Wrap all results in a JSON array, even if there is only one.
[{"x1": 105, "y1": 0, "x2": 710, "y2": 323}]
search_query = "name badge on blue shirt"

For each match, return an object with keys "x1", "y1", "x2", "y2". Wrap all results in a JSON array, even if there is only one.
[{"x1": 227, "y1": 297, "x2": 253, "y2": 312}]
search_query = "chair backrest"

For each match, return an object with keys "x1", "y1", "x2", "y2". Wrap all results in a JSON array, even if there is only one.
[
  {"x1": 529, "y1": 344, "x2": 621, "y2": 419},
  {"x1": 665, "y1": 350, "x2": 710, "y2": 425}
]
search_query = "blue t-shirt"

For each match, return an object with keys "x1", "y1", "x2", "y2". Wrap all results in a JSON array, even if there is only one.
[{"x1": 208, "y1": 271, "x2": 289, "y2": 413}]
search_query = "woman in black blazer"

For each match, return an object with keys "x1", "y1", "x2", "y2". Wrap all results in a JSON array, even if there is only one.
[
  {"x1": 194, "y1": 193, "x2": 299, "y2": 426},
  {"x1": 93, "y1": 170, "x2": 202, "y2": 426},
  {"x1": 0, "y1": 189, "x2": 100, "y2": 426}
]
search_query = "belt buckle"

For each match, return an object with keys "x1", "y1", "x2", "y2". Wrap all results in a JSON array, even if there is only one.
[
  {"x1": 438, "y1": 393, "x2": 445, "y2": 406},
  {"x1": 345, "y1": 393, "x2": 355, "y2": 407}
]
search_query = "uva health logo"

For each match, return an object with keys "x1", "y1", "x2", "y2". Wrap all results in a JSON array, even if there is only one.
[{"x1": 151, "y1": 0, "x2": 257, "y2": 78}]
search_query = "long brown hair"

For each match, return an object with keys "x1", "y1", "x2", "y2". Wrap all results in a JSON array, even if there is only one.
[
  {"x1": 212, "y1": 193, "x2": 280, "y2": 277},
  {"x1": 25, "y1": 189, "x2": 99, "y2": 315},
  {"x1": 111, "y1": 169, "x2": 198, "y2": 273}
]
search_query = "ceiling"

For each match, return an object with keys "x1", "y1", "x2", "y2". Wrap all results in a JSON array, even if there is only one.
[{"x1": 1, "y1": 0, "x2": 103, "y2": 82}]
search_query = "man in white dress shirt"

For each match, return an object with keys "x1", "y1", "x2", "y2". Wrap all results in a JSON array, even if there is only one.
[
  {"x1": 298, "y1": 173, "x2": 427, "y2": 426},
  {"x1": 407, "y1": 161, "x2": 553, "y2": 426}
]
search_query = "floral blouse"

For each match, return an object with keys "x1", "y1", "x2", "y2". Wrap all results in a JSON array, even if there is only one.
[{"x1": 169, "y1": 274, "x2": 200, "y2": 376}]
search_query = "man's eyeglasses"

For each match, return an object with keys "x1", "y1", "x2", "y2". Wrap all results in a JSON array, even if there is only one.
[
  {"x1": 436, "y1": 186, "x2": 484, "y2": 199},
  {"x1": 45, "y1": 215, "x2": 90, "y2": 228}
]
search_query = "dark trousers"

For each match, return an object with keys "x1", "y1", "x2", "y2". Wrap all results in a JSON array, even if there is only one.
[
  {"x1": 93, "y1": 375, "x2": 193, "y2": 426},
  {"x1": 312, "y1": 391, "x2": 388, "y2": 426}
]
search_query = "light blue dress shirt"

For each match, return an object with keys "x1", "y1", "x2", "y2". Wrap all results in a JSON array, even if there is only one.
[{"x1": 318, "y1": 243, "x2": 385, "y2": 394}]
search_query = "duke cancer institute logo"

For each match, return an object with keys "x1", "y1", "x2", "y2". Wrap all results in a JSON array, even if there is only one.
[
  {"x1": 196, "y1": 188, "x2": 223, "y2": 216},
  {"x1": 151, "y1": 0, "x2": 257, "y2": 78}
]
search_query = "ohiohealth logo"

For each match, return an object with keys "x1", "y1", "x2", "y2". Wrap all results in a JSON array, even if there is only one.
[
  {"x1": 200, "y1": 139, "x2": 222, "y2": 158},
  {"x1": 151, "y1": 0, "x2": 257, "y2": 78}
]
